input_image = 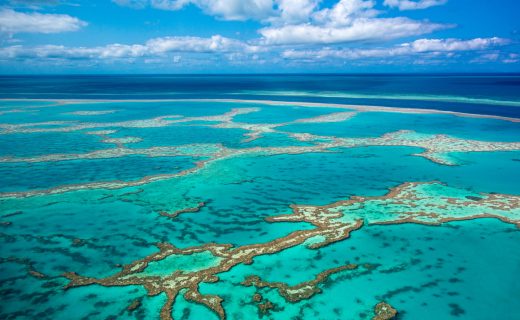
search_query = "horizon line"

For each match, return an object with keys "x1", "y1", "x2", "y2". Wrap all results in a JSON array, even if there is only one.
[{"x1": 1, "y1": 72, "x2": 520, "y2": 77}]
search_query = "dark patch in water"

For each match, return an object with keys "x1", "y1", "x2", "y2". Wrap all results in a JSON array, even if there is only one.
[
  {"x1": 3, "y1": 211, "x2": 24, "y2": 220},
  {"x1": 449, "y1": 303, "x2": 465, "y2": 316},
  {"x1": 94, "y1": 301, "x2": 111, "y2": 308}
]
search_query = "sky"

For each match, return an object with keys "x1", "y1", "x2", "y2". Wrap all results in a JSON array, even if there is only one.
[{"x1": 0, "y1": 0, "x2": 519, "y2": 73}]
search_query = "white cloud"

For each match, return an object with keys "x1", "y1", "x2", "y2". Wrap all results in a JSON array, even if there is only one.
[
  {"x1": 260, "y1": 17, "x2": 445, "y2": 45},
  {"x1": 410, "y1": 37, "x2": 508, "y2": 52},
  {"x1": 112, "y1": 0, "x2": 450, "y2": 46},
  {"x1": 470, "y1": 53, "x2": 499, "y2": 63},
  {"x1": 0, "y1": 9, "x2": 86, "y2": 34},
  {"x1": 383, "y1": 0, "x2": 447, "y2": 10},
  {"x1": 502, "y1": 53, "x2": 519, "y2": 64},
  {"x1": 0, "y1": 35, "x2": 258, "y2": 60},
  {"x1": 113, "y1": 0, "x2": 446, "y2": 25},
  {"x1": 114, "y1": 0, "x2": 276, "y2": 21},
  {"x1": 282, "y1": 37, "x2": 510, "y2": 60},
  {"x1": 146, "y1": 35, "x2": 258, "y2": 53},
  {"x1": 115, "y1": 0, "x2": 376, "y2": 24},
  {"x1": 260, "y1": 0, "x2": 447, "y2": 45},
  {"x1": 151, "y1": 0, "x2": 196, "y2": 11},
  {"x1": 193, "y1": 0, "x2": 275, "y2": 21},
  {"x1": 112, "y1": 0, "x2": 150, "y2": 9},
  {"x1": 2, "y1": 0, "x2": 510, "y2": 70},
  {"x1": 3, "y1": 36, "x2": 507, "y2": 63},
  {"x1": 312, "y1": 0, "x2": 378, "y2": 26},
  {"x1": 269, "y1": 0, "x2": 319, "y2": 24}
]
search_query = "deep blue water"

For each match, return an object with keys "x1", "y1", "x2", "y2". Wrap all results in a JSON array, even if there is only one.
[{"x1": 1, "y1": 74, "x2": 519, "y2": 118}]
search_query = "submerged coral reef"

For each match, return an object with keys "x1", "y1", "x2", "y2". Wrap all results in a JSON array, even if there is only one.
[
  {"x1": 1, "y1": 99, "x2": 519, "y2": 320},
  {"x1": 61, "y1": 182, "x2": 519, "y2": 319}
]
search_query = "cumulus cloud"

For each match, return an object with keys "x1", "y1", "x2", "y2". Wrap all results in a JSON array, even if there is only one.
[
  {"x1": 282, "y1": 37, "x2": 510, "y2": 60},
  {"x1": 0, "y1": 9, "x2": 86, "y2": 34},
  {"x1": 113, "y1": 0, "x2": 446, "y2": 25},
  {"x1": 112, "y1": 0, "x2": 449, "y2": 46},
  {"x1": 261, "y1": 17, "x2": 445, "y2": 45},
  {"x1": 0, "y1": 35, "x2": 259, "y2": 60},
  {"x1": 383, "y1": 0, "x2": 447, "y2": 11},
  {"x1": 4, "y1": 35, "x2": 507, "y2": 67},
  {"x1": 146, "y1": 35, "x2": 259, "y2": 53},
  {"x1": 191, "y1": 0, "x2": 275, "y2": 20},
  {"x1": 312, "y1": 0, "x2": 379, "y2": 25},
  {"x1": 114, "y1": 0, "x2": 275, "y2": 20},
  {"x1": 269, "y1": 0, "x2": 320, "y2": 24},
  {"x1": 2, "y1": 0, "x2": 512, "y2": 70},
  {"x1": 410, "y1": 37, "x2": 508, "y2": 52},
  {"x1": 260, "y1": 0, "x2": 447, "y2": 45}
]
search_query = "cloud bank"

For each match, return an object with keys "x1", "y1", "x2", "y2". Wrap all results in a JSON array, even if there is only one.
[
  {"x1": 282, "y1": 37, "x2": 510, "y2": 60},
  {"x1": 0, "y1": 9, "x2": 87, "y2": 34},
  {"x1": 0, "y1": 35, "x2": 260, "y2": 60}
]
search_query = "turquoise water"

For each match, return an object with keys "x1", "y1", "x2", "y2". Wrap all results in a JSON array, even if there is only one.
[
  {"x1": 208, "y1": 219, "x2": 520, "y2": 319},
  {"x1": 0, "y1": 155, "x2": 201, "y2": 192},
  {"x1": 0, "y1": 96, "x2": 519, "y2": 320},
  {"x1": 232, "y1": 104, "x2": 348, "y2": 124},
  {"x1": 0, "y1": 132, "x2": 111, "y2": 157},
  {"x1": 110, "y1": 126, "x2": 248, "y2": 149},
  {"x1": 282, "y1": 112, "x2": 520, "y2": 142}
]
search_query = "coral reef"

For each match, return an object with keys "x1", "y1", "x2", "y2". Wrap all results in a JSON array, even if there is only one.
[
  {"x1": 61, "y1": 182, "x2": 519, "y2": 319},
  {"x1": 241, "y1": 264, "x2": 359, "y2": 302},
  {"x1": 372, "y1": 302, "x2": 397, "y2": 320},
  {"x1": 159, "y1": 202, "x2": 206, "y2": 219}
]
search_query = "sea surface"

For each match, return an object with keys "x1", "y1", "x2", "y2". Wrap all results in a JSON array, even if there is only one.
[{"x1": 0, "y1": 74, "x2": 519, "y2": 320}]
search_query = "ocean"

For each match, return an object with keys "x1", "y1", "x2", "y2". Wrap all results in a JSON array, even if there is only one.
[{"x1": 0, "y1": 74, "x2": 519, "y2": 320}]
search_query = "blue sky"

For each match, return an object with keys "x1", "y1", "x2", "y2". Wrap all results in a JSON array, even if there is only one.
[{"x1": 0, "y1": 0, "x2": 519, "y2": 73}]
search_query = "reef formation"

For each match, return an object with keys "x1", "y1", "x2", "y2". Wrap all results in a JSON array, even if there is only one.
[
  {"x1": 2, "y1": 105, "x2": 520, "y2": 198},
  {"x1": 1, "y1": 99, "x2": 519, "y2": 319},
  {"x1": 61, "y1": 182, "x2": 519, "y2": 319}
]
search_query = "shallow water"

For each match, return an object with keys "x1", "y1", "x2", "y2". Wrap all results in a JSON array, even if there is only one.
[{"x1": 0, "y1": 91, "x2": 519, "y2": 320}]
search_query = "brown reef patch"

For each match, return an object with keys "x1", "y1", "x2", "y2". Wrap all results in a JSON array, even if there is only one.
[
  {"x1": 127, "y1": 298, "x2": 142, "y2": 312},
  {"x1": 252, "y1": 293, "x2": 263, "y2": 302},
  {"x1": 373, "y1": 301, "x2": 397, "y2": 320},
  {"x1": 241, "y1": 264, "x2": 359, "y2": 303},
  {"x1": 53, "y1": 182, "x2": 520, "y2": 319},
  {"x1": 71, "y1": 238, "x2": 86, "y2": 247},
  {"x1": 62, "y1": 201, "x2": 365, "y2": 319},
  {"x1": 159, "y1": 202, "x2": 206, "y2": 219},
  {"x1": 257, "y1": 299, "x2": 275, "y2": 317}
]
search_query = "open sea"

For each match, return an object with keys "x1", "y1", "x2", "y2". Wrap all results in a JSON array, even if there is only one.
[{"x1": 0, "y1": 74, "x2": 519, "y2": 320}]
